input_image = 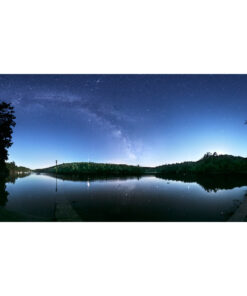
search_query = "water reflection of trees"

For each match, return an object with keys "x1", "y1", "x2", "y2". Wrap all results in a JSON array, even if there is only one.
[
  {"x1": 42, "y1": 173, "x2": 142, "y2": 183},
  {"x1": 0, "y1": 176, "x2": 9, "y2": 206},
  {"x1": 0, "y1": 173, "x2": 30, "y2": 206},
  {"x1": 36, "y1": 172, "x2": 247, "y2": 193},
  {"x1": 157, "y1": 174, "x2": 247, "y2": 192}
]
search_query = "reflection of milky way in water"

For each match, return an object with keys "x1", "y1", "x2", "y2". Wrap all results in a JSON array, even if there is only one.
[{"x1": 1, "y1": 173, "x2": 247, "y2": 221}]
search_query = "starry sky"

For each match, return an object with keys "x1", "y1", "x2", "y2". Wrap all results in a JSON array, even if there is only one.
[{"x1": 1, "y1": 74, "x2": 247, "y2": 169}]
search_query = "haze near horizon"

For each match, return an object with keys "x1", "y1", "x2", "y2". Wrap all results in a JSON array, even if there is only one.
[{"x1": 1, "y1": 75, "x2": 247, "y2": 169}]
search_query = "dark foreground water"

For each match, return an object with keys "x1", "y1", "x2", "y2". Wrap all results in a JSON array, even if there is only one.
[{"x1": 0, "y1": 173, "x2": 247, "y2": 221}]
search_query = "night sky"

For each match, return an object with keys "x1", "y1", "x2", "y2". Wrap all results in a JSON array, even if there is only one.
[{"x1": 1, "y1": 75, "x2": 247, "y2": 169}]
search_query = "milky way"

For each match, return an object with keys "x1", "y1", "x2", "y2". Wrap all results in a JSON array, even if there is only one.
[{"x1": 0, "y1": 75, "x2": 247, "y2": 169}]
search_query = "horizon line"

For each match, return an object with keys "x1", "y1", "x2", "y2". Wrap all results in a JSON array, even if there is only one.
[{"x1": 10, "y1": 152, "x2": 246, "y2": 170}]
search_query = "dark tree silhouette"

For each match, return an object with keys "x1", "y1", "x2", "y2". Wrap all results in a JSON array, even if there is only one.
[
  {"x1": 0, "y1": 177, "x2": 9, "y2": 206},
  {"x1": 0, "y1": 102, "x2": 16, "y2": 173}
]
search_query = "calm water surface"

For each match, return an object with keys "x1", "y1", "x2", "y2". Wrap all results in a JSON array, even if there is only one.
[{"x1": 1, "y1": 173, "x2": 246, "y2": 221}]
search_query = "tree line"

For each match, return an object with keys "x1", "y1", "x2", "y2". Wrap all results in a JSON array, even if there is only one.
[
  {"x1": 156, "y1": 153, "x2": 247, "y2": 175},
  {"x1": 0, "y1": 102, "x2": 16, "y2": 175},
  {"x1": 35, "y1": 162, "x2": 145, "y2": 177}
]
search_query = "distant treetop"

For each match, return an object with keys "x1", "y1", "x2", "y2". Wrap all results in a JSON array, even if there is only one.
[{"x1": 203, "y1": 152, "x2": 218, "y2": 159}]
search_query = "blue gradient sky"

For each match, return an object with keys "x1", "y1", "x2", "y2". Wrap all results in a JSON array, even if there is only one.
[{"x1": 1, "y1": 75, "x2": 247, "y2": 169}]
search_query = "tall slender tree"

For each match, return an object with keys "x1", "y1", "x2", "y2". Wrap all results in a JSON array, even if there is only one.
[{"x1": 0, "y1": 102, "x2": 16, "y2": 173}]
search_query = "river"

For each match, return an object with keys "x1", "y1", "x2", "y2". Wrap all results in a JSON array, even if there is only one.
[{"x1": 0, "y1": 173, "x2": 246, "y2": 221}]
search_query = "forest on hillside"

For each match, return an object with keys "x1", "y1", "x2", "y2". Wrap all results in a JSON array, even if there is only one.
[
  {"x1": 35, "y1": 162, "x2": 146, "y2": 177},
  {"x1": 156, "y1": 153, "x2": 247, "y2": 175}
]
